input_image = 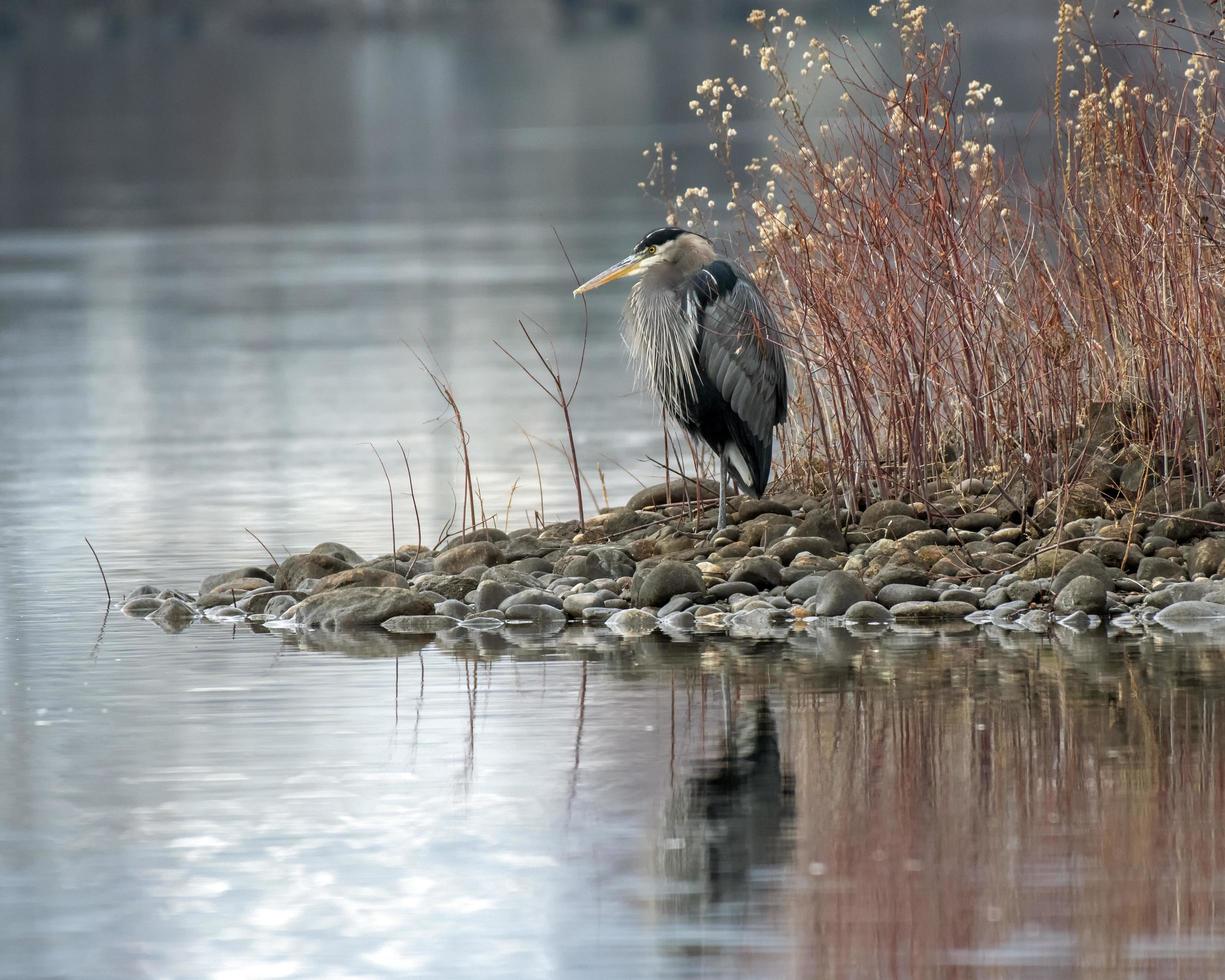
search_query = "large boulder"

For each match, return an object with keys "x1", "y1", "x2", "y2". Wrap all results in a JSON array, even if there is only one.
[
  {"x1": 805, "y1": 570, "x2": 870, "y2": 616},
  {"x1": 631, "y1": 560, "x2": 704, "y2": 607},
  {"x1": 311, "y1": 567, "x2": 410, "y2": 593},
  {"x1": 433, "y1": 541, "x2": 505, "y2": 575},
  {"x1": 274, "y1": 553, "x2": 352, "y2": 591},
  {"x1": 285, "y1": 587, "x2": 433, "y2": 629}
]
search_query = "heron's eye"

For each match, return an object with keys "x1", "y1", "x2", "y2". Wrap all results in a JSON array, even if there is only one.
[{"x1": 645, "y1": 245, "x2": 657, "y2": 255}]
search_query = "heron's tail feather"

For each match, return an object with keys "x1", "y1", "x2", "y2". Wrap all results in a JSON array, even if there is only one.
[{"x1": 723, "y1": 436, "x2": 771, "y2": 498}]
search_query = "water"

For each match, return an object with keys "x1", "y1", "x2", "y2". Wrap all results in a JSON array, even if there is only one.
[{"x1": 4, "y1": 7, "x2": 1225, "y2": 977}]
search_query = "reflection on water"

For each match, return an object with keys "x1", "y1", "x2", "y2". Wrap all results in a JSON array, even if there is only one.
[{"x1": 5, "y1": 619, "x2": 1225, "y2": 976}]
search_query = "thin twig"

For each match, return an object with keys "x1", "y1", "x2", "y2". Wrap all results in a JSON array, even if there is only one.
[
  {"x1": 244, "y1": 527, "x2": 280, "y2": 569},
  {"x1": 84, "y1": 537, "x2": 111, "y2": 606},
  {"x1": 368, "y1": 443, "x2": 398, "y2": 576}
]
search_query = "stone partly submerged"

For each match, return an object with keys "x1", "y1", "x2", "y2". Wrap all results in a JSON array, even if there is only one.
[{"x1": 118, "y1": 476, "x2": 1225, "y2": 641}]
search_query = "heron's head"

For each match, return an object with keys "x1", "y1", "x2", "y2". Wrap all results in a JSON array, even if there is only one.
[{"x1": 573, "y1": 227, "x2": 710, "y2": 296}]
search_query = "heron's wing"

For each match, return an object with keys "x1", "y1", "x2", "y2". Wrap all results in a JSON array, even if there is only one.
[{"x1": 685, "y1": 260, "x2": 789, "y2": 494}]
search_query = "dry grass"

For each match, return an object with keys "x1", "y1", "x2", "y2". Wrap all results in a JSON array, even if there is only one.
[{"x1": 656, "y1": 1, "x2": 1225, "y2": 511}]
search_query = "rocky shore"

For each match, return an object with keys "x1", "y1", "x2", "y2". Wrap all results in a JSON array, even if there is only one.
[{"x1": 122, "y1": 476, "x2": 1225, "y2": 639}]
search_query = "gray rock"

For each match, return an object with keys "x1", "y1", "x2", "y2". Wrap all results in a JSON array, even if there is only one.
[
  {"x1": 200, "y1": 565, "x2": 274, "y2": 596},
  {"x1": 459, "y1": 616, "x2": 506, "y2": 631},
  {"x1": 1006, "y1": 581, "x2": 1046, "y2": 604},
  {"x1": 939, "y1": 588, "x2": 979, "y2": 604},
  {"x1": 867, "y1": 564, "x2": 930, "y2": 591},
  {"x1": 783, "y1": 573, "x2": 826, "y2": 603},
  {"x1": 860, "y1": 500, "x2": 915, "y2": 529},
  {"x1": 727, "y1": 607, "x2": 789, "y2": 638},
  {"x1": 794, "y1": 509, "x2": 848, "y2": 550},
  {"x1": 1053, "y1": 575, "x2": 1108, "y2": 615},
  {"x1": 433, "y1": 541, "x2": 505, "y2": 575},
  {"x1": 474, "y1": 580, "x2": 511, "y2": 612},
  {"x1": 954, "y1": 512, "x2": 1002, "y2": 532},
  {"x1": 412, "y1": 573, "x2": 479, "y2": 600},
  {"x1": 728, "y1": 556, "x2": 783, "y2": 589},
  {"x1": 626, "y1": 479, "x2": 719, "y2": 510},
  {"x1": 660, "y1": 610, "x2": 697, "y2": 631},
  {"x1": 504, "y1": 603, "x2": 567, "y2": 626},
  {"x1": 876, "y1": 584, "x2": 941, "y2": 607},
  {"x1": 765, "y1": 536, "x2": 837, "y2": 564},
  {"x1": 480, "y1": 565, "x2": 542, "y2": 591},
  {"x1": 709, "y1": 581, "x2": 759, "y2": 600},
  {"x1": 737, "y1": 498, "x2": 793, "y2": 521},
  {"x1": 434, "y1": 599, "x2": 472, "y2": 619},
  {"x1": 843, "y1": 600, "x2": 893, "y2": 625},
  {"x1": 310, "y1": 542, "x2": 366, "y2": 566},
  {"x1": 311, "y1": 568, "x2": 411, "y2": 594},
  {"x1": 1153, "y1": 601, "x2": 1225, "y2": 630},
  {"x1": 382, "y1": 615, "x2": 460, "y2": 634},
  {"x1": 1188, "y1": 538, "x2": 1225, "y2": 577},
  {"x1": 657, "y1": 595, "x2": 695, "y2": 617},
  {"x1": 499, "y1": 588, "x2": 564, "y2": 612},
  {"x1": 1136, "y1": 556, "x2": 1187, "y2": 583},
  {"x1": 806, "y1": 570, "x2": 871, "y2": 616},
  {"x1": 889, "y1": 600, "x2": 977, "y2": 621},
  {"x1": 262, "y1": 594, "x2": 299, "y2": 619},
  {"x1": 121, "y1": 596, "x2": 164, "y2": 617},
  {"x1": 274, "y1": 553, "x2": 351, "y2": 592},
  {"x1": 1144, "y1": 581, "x2": 1216, "y2": 608},
  {"x1": 877, "y1": 515, "x2": 930, "y2": 538},
  {"x1": 127, "y1": 584, "x2": 161, "y2": 598},
  {"x1": 204, "y1": 604, "x2": 245, "y2": 622},
  {"x1": 286, "y1": 587, "x2": 433, "y2": 629},
  {"x1": 581, "y1": 607, "x2": 617, "y2": 625},
  {"x1": 605, "y1": 608, "x2": 659, "y2": 635},
  {"x1": 1014, "y1": 609, "x2": 1052, "y2": 632},
  {"x1": 631, "y1": 560, "x2": 705, "y2": 608},
  {"x1": 563, "y1": 593, "x2": 603, "y2": 617},
  {"x1": 1051, "y1": 554, "x2": 1117, "y2": 593},
  {"x1": 554, "y1": 546, "x2": 635, "y2": 580},
  {"x1": 147, "y1": 597, "x2": 195, "y2": 632}
]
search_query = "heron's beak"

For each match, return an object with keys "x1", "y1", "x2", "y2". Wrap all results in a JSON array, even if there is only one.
[{"x1": 573, "y1": 253, "x2": 644, "y2": 296}]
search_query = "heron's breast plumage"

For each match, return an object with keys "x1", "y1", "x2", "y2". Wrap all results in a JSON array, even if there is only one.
[{"x1": 623, "y1": 279, "x2": 701, "y2": 423}]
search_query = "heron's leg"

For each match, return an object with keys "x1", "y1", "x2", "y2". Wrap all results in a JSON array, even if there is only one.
[{"x1": 717, "y1": 455, "x2": 728, "y2": 531}]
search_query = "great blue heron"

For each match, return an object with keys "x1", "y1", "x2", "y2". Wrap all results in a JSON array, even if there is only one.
[{"x1": 574, "y1": 226, "x2": 788, "y2": 529}]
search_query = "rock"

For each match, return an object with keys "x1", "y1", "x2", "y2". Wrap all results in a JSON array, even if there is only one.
[
  {"x1": 434, "y1": 599, "x2": 472, "y2": 618},
  {"x1": 237, "y1": 589, "x2": 304, "y2": 614},
  {"x1": 728, "y1": 556, "x2": 783, "y2": 589},
  {"x1": 860, "y1": 500, "x2": 915, "y2": 529},
  {"x1": 867, "y1": 564, "x2": 931, "y2": 591},
  {"x1": 710, "y1": 581, "x2": 759, "y2": 600},
  {"x1": 660, "y1": 611, "x2": 696, "y2": 631},
  {"x1": 806, "y1": 570, "x2": 871, "y2": 616},
  {"x1": 474, "y1": 580, "x2": 512, "y2": 612},
  {"x1": 605, "y1": 608, "x2": 659, "y2": 635},
  {"x1": 382, "y1": 615, "x2": 460, "y2": 634},
  {"x1": 286, "y1": 587, "x2": 433, "y2": 629},
  {"x1": 1136, "y1": 556, "x2": 1187, "y2": 583},
  {"x1": 1138, "y1": 479, "x2": 1200, "y2": 514},
  {"x1": 954, "y1": 512, "x2": 1002, "y2": 532},
  {"x1": 121, "y1": 596, "x2": 163, "y2": 616},
  {"x1": 657, "y1": 595, "x2": 695, "y2": 617},
  {"x1": 727, "y1": 607, "x2": 788, "y2": 638},
  {"x1": 1033, "y1": 483, "x2": 1109, "y2": 528},
  {"x1": 1053, "y1": 575, "x2": 1108, "y2": 615},
  {"x1": 1016, "y1": 549, "x2": 1081, "y2": 581},
  {"x1": 626, "y1": 479, "x2": 721, "y2": 510},
  {"x1": 784, "y1": 574, "x2": 826, "y2": 602},
  {"x1": 205, "y1": 604, "x2": 246, "y2": 622},
  {"x1": 412, "y1": 573, "x2": 479, "y2": 600},
  {"x1": 878, "y1": 515, "x2": 930, "y2": 538},
  {"x1": 1051, "y1": 554, "x2": 1118, "y2": 593},
  {"x1": 794, "y1": 509, "x2": 848, "y2": 550},
  {"x1": 147, "y1": 597, "x2": 195, "y2": 631},
  {"x1": 499, "y1": 588, "x2": 564, "y2": 612},
  {"x1": 765, "y1": 536, "x2": 837, "y2": 564},
  {"x1": 1153, "y1": 601, "x2": 1225, "y2": 630},
  {"x1": 274, "y1": 553, "x2": 352, "y2": 592},
  {"x1": 631, "y1": 560, "x2": 705, "y2": 607},
  {"x1": 200, "y1": 565, "x2": 274, "y2": 596},
  {"x1": 554, "y1": 546, "x2": 635, "y2": 580},
  {"x1": 310, "y1": 542, "x2": 366, "y2": 565},
  {"x1": 563, "y1": 593, "x2": 604, "y2": 617},
  {"x1": 263, "y1": 594, "x2": 298, "y2": 619},
  {"x1": 840, "y1": 601, "x2": 891, "y2": 625},
  {"x1": 311, "y1": 567, "x2": 409, "y2": 594},
  {"x1": 581, "y1": 607, "x2": 617, "y2": 625},
  {"x1": 736, "y1": 498, "x2": 793, "y2": 521},
  {"x1": 1188, "y1": 538, "x2": 1225, "y2": 577},
  {"x1": 889, "y1": 600, "x2": 977, "y2": 621},
  {"x1": 459, "y1": 616, "x2": 506, "y2": 631},
  {"x1": 433, "y1": 541, "x2": 504, "y2": 575},
  {"x1": 504, "y1": 603, "x2": 567, "y2": 627},
  {"x1": 876, "y1": 584, "x2": 941, "y2": 607}
]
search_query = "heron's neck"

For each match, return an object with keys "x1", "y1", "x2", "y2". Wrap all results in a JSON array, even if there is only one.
[{"x1": 644, "y1": 236, "x2": 717, "y2": 291}]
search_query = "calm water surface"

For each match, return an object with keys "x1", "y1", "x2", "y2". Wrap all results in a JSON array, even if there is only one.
[{"x1": 4, "y1": 8, "x2": 1225, "y2": 978}]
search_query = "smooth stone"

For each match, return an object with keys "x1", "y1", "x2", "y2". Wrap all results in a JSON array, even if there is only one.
[
  {"x1": 765, "y1": 536, "x2": 837, "y2": 563},
  {"x1": 554, "y1": 547, "x2": 636, "y2": 580},
  {"x1": 480, "y1": 566, "x2": 542, "y2": 590},
  {"x1": 563, "y1": 593, "x2": 603, "y2": 617},
  {"x1": 605, "y1": 608, "x2": 659, "y2": 635},
  {"x1": 657, "y1": 595, "x2": 695, "y2": 617},
  {"x1": 311, "y1": 567, "x2": 410, "y2": 594},
  {"x1": 499, "y1": 588, "x2": 564, "y2": 612},
  {"x1": 727, "y1": 607, "x2": 788, "y2": 638},
  {"x1": 474, "y1": 580, "x2": 512, "y2": 612},
  {"x1": 878, "y1": 515, "x2": 930, "y2": 538},
  {"x1": 504, "y1": 603, "x2": 567, "y2": 626},
  {"x1": 1015, "y1": 609, "x2": 1053, "y2": 632},
  {"x1": 805, "y1": 570, "x2": 871, "y2": 617},
  {"x1": 382, "y1": 615, "x2": 460, "y2": 634},
  {"x1": 939, "y1": 588, "x2": 979, "y2": 604},
  {"x1": 147, "y1": 597, "x2": 195, "y2": 631},
  {"x1": 736, "y1": 498, "x2": 793, "y2": 521},
  {"x1": 709, "y1": 581, "x2": 759, "y2": 600},
  {"x1": 263, "y1": 594, "x2": 298, "y2": 619},
  {"x1": 1016, "y1": 549, "x2": 1081, "y2": 581},
  {"x1": 784, "y1": 574, "x2": 827, "y2": 602},
  {"x1": 625, "y1": 479, "x2": 720, "y2": 510},
  {"x1": 1053, "y1": 575, "x2": 1109, "y2": 615},
  {"x1": 459, "y1": 616, "x2": 506, "y2": 631},
  {"x1": 860, "y1": 500, "x2": 915, "y2": 528},
  {"x1": 875, "y1": 584, "x2": 941, "y2": 608},
  {"x1": 728, "y1": 556, "x2": 783, "y2": 589},
  {"x1": 1050, "y1": 554, "x2": 1118, "y2": 593},
  {"x1": 310, "y1": 541, "x2": 366, "y2": 566},
  {"x1": 121, "y1": 596, "x2": 164, "y2": 616},
  {"x1": 955, "y1": 512, "x2": 1002, "y2": 532},
  {"x1": 581, "y1": 607, "x2": 616, "y2": 625},
  {"x1": 631, "y1": 560, "x2": 705, "y2": 608},
  {"x1": 794, "y1": 509, "x2": 848, "y2": 550},
  {"x1": 660, "y1": 610, "x2": 697, "y2": 631},
  {"x1": 236, "y1": 590, "x2": 302, "y2": 615},
  {"x1": 889, "y1": 600, "x2": 977, "y2": 622},
  {"x1": 1143, "y1": 582, "x2": 1216, "y2": 608},
  {"x1": 199, "y1": 565, "x2": 274, "y2": 596},
  {"x1": 867, "y1": 564, "x2": 931, "y2": 591},
  {"x1": 434, "y1": 599, "x2": 472, "y2": 619},
  {"x1": 1006, "y1": 581, "x2": 1046, "y2": 604},
  {"x1": 127, "y1": 584, "x2": 161, "y2": 598},
  {"x1": 843, "y1": 600, "x2": 893, "y2": 625},
  {"x1": 1153, "y1": 601, "x2": 1225, "y2": 630},
  {"x1": 286, "y1": 587, "x2": 433, "y2": 629},
  {"x1": 1136, "y1": 556, "x2": 1187, "y2": 583},
  {"x1": 433, "y1": 541, "x2": 505, "y2": 575},
  {"x1": 1188, "y1": 538, "x2": 1225, "y2": 577},
  {"x1": 412, "y1": 573, "x2": 479, "y2": 600},
  {"x1": 204, "y1": 604, "x2": 245, "y2": 622},
  {"x1": 274, "y1": 553, "x2": 352, "y2": 592}
]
